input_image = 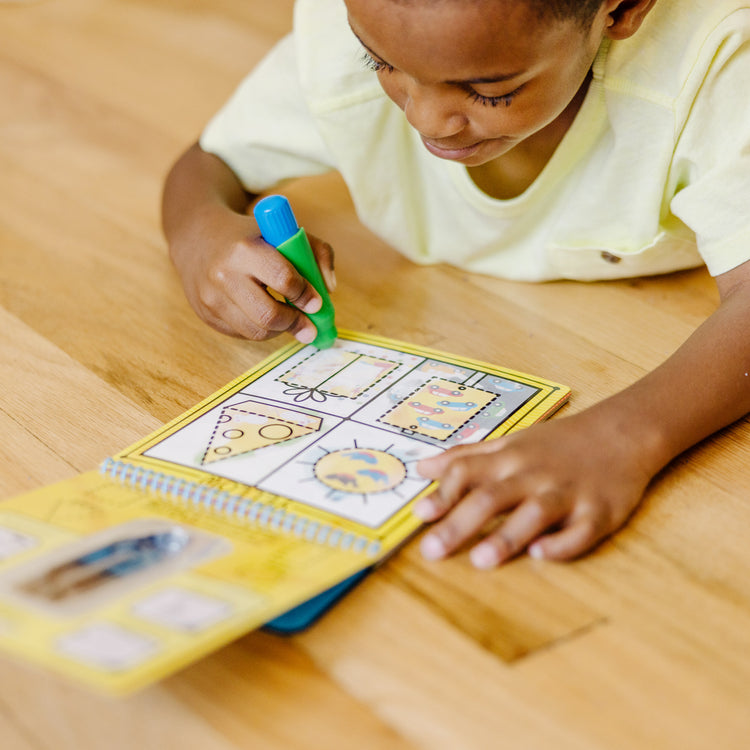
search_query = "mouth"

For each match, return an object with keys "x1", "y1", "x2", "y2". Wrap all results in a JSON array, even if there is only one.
[{"x1": 421, "y1": 137, "x2": 482, "y2": 161}]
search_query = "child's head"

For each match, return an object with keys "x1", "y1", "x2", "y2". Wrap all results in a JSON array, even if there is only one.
[
  {"x1": 526, "y1": 0, "x2": 607, "y2": 28},
  {"x1": 344, "y1": 0, "x2": 655, "y2": 167}
]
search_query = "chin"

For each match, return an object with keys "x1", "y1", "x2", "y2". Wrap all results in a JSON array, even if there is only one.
[{"x1": 461, "y1": 141, "x2": 516, "y2": 167}]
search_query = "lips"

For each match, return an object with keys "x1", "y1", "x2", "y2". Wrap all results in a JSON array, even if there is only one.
[{"x1": 421, "y1": 137, "x2": 482, "y2": 161}]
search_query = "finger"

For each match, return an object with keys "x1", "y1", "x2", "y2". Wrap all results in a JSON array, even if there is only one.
[
  {"x1": 255, "y1": 241, "x2": 322, "y2": 315},
  {"x1": 527, "y1": 515, "x2": 604, "y2": 562},
  {"x1": 285, "y1": 312, "x2": 318, "y2": 344},
  {"x1": 210, "y1": 284, "x2": 317, "y2": 343},
  {"x1": 419, "y1": 478, "x2": 526, "y2": 561},
  {"x1": 416, "y1": 437, "x2": 508, "y2": 478},
  {"x1": 193, "y1": 288, "x2": 253, "y2": 338},
  {"x1": 308, "y1": 234, "x2": 337, "y2": 293},
  {"x1": 199, "y1": 295, "x2": 280, "y2": 341},
  {"x1": 412, "y1": 461, "x2": 478, "y2": 522},
  {"x1": 469, "y1": 495, "x2": 568, "y2": 568},
  {"x1": 238, "y1": 263, "x2": 320, "y2": 342},
  {"x1": 413, "y1": 443, "x2": 512, "y2": 521}
]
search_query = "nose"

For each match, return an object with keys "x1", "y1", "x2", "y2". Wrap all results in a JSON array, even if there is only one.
[{"x1": 402, "y1": 83, "x2": 466, "y2": 140}]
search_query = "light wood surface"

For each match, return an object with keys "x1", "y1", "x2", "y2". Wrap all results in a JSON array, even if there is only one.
[{"x1": 2, "y1": 1, "x2": 750, "y2": 748}]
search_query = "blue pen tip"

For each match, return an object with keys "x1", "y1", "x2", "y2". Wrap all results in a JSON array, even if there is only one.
[{"x1": 253, "y1": 195, "x2": 300, "y2": 247}]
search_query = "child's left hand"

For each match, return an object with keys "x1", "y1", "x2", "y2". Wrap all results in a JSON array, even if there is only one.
[
  {"x1": 413, "y1": 260, "x2": 750, "y2": 568},
  {"x1": 414, "y1": 407, "x2": 657, "y2": 567}
]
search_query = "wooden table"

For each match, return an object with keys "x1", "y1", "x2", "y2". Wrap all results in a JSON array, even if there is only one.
[{"x1": 2, "y1": 1, "x2": 749, "y2": 748}]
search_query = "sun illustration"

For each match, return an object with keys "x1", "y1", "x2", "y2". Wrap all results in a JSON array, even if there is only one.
[{"x1": 313, "y1": 448, "x2": 407, "y2": 496}]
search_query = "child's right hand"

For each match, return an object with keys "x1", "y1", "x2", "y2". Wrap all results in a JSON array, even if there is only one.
[
  {"x1": 162, "y1": 143, "x2": 336, "y2": 343},
  {"x1": 170, "y1": 203, "x2": 336, "y2": 343}
]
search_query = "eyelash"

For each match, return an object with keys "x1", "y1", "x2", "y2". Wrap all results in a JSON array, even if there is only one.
[
  {"x1": 361, "y1": 51, "x2": 521, "y2": 107},
  {"x1": 466, "y1": 88, "x2": 522, "y2": 107},
  {"x1": 361, "y1": 51, "x2": 393, "y2": 74}
]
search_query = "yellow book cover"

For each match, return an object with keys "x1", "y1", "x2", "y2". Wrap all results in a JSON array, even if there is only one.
[{"x1": 0, "y1": 331, "x2": 570, "y2": 694}]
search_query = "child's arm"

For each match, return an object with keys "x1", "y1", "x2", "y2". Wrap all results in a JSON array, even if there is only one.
[
  {"x1": 161, "y1": 142, "x2": 335, "y2": 343},
  {"x1": 416, "y1": 260, "x2": 750, "y2": 568}
]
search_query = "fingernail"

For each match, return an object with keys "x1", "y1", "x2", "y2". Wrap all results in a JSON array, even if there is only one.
[
  {"x1": 415, "y1": 457, "x2": 436, "y2": 478},
  {"x1": 470, "y1": 543, "x2": 501, "y2": 569},
  {"x1": 295, "y1": 327, "x2": 316, "y2": 345},
  {"x1": 301, "y1": 295, "x2": 322, "y2": 314},
  {"x1": 327, "y1": 269, "x2": 337, "y2": 293},
  {"x1": 528, "y1": 543, "x2": 545, "y2": 560},
  {"x1": 420, "y1": 534, "x2": 447, "y2": 560},
  {"x1": 412, "y1": 499, "x2": 436, "y2": 520}
]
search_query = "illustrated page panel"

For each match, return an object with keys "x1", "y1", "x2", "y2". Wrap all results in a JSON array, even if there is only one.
[{"x1": 142, "y1": 340, "x2": 542, "y2": 527}]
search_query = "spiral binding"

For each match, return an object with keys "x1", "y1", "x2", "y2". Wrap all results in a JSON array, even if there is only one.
[{"x1": 100, "y1": 458, "x2": 381, "y2": 557}]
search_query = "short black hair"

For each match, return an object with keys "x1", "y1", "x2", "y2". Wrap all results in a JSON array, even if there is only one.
[
  {"x1": 390, "y1": 0, "x2": 606, "y2": 30},
  {"x1": 528, "y1": 0, "x2": 605, "y2": 27}
]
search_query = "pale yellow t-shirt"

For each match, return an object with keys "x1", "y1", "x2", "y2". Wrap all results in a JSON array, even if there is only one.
[{"x1": 200, "y1": 0, "x2": 750, "y2": 282}]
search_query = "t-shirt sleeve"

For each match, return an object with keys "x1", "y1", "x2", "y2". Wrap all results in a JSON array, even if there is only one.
[
  {"x1": 669, "y1": 10, "x2": 750, "y2": 277},
  {"x1": 199, "y1": 33, "x2": 335, "y2": 193}
]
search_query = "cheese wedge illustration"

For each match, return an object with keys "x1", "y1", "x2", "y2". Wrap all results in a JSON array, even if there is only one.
[{"x1": 202, "y1": 401, "x2": 322, "y2": 464}]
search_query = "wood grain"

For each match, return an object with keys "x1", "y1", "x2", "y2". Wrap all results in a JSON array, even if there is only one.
[{"x1": 1, "y1": 1, "x2": 749, "y2": 748}]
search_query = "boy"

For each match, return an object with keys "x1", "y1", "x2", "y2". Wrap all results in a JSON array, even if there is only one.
[{"x1": 162, "y1": 0, "x2": 750, "y2": 568}]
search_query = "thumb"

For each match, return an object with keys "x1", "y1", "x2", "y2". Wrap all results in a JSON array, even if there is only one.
[{"x1": 308, "y1": 234, "x2": 337, "y2": 293}]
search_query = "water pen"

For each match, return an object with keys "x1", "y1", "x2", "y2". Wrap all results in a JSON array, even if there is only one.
[{"x1": 253, "y1": 195, "x2": 337, "y2": 349}]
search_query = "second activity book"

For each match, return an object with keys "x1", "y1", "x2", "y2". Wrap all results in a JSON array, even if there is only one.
[{"x1": 0, "y1": 331, "x2": 570, "y2": 693}]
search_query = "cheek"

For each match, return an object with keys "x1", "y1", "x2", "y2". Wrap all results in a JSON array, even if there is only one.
[
  {"x1": 377, "y1": 73, "x2": 407, "y2": 110},
  {"x1": 471, "y1": 103, "x2": 537, "y2": 139},
  {"x1": 488, "y1": 87, "x2": 574, "y2": 138}
]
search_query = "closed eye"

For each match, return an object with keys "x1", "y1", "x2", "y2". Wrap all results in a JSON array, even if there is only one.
[
  {"x1": 466, "y1": 85, "x2": 524, "y2": 107},
  {"x1": 361, "y1": 46, "x2": 523, "y2": 107},
  {"x1": 361, "y1": 50, "x2": 394, "y2": 74}
]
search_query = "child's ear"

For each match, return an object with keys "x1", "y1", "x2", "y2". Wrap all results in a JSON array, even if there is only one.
[{"x1": 601, "y1": 0, "x2": 656, "y2": 41}]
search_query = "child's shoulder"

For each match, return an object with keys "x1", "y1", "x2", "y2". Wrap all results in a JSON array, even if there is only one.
[
  {"x1": 605, "y1": 0, "x2": 750, "y2": 100},
  {"x1": 292, "y1": 0, "x2": 384, "y2": 110}
]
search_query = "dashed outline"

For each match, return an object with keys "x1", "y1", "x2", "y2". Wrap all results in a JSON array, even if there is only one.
[
  {"x1": 276, "y1": 348, "x2": 401, "y2": 400},
  {"x1": 378, "y1": 378, "x2": 497, "y2": 442},
  {"x1": 200, "y1": 402, "x2": 322, "y2": 464}
]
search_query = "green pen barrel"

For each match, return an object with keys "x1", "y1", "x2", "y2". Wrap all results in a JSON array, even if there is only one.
[
  {"x1": 253, "y1": 195, "x2": 338, "y2": 349},
  {"x1": 276, "y1": 228, "x2": 337, "y2": 349}
]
